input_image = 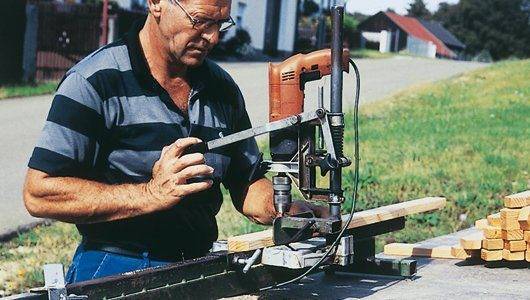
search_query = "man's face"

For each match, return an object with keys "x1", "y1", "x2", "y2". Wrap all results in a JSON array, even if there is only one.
[{"x1": 156, "y1": 0, "x2": 231, "y2": 67}]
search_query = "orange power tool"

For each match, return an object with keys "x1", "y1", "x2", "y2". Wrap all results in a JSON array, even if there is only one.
[{"x1": 268, "y1": 49, "x2": 350, "y2": 122}]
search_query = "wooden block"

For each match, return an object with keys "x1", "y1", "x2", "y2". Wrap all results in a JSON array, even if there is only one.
[
  {"x1": 482, "y1": 225, "x2": 502, "y2": 239},
  {"x1": 460, "y1": 232, "x2": 484, "y2": 250},
  {"x1": 502, "y1": 249, "x2": 525, "y2": 261},
  {"x1": 482, "y1": 238, "x2": 503, "y2": 250},
  {"x1": 474, "y1": 218, "x2": 489, "y2": 229},
  {"x1": 504, "y1": 240, "x2": 526, "y2": 252},
  {"x1": 227, "y1": 229, "x2": 273, "y2": 252},
  {"x1": 481, "y1": 249, "x2": 503, "y2": 261},
  {"x1": 487, "y1": 213, "x2": 501, "y2": 227},
  {"x1": 501, "y1": 229, "x2": 524, "y2": 241},
  {"x1": 526, "y1": 250, "x2": 530, "y2": 262},
  {"x1": 227, "y1": 197, "x2": 447, "y2": 252},
  {"x1": 451, "y1": 245, "x2": 474, "y2": 260},
  {"x1": 524, "y1": 231, "x2": 530, "y2": 242},
  {"x1": 517, "y1": 206, "x2": 530, "y2": 230},
  {"x1": 384, "y1": 243, "x2": 462, "y2": 259},
  {"x1": 504, "y1": 190, "x2": 530, "y2": 208},
  {"x1": 500, "y1": 208, "x2": 521, "y2": 230}
]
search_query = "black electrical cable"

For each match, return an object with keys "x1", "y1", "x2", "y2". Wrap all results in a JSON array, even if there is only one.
[{"x1": 259, "y1": 58, "x2": 361, "y2": 291}]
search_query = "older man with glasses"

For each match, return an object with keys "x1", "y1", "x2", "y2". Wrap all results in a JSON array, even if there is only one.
[{"x1": 23, "y1": 0, "x2": 327, "y2": 282}]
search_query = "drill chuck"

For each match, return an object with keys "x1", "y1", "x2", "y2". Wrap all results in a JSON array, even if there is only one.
[{"x1": 273, "y1": 175, "x2": 292, "y2": 215}]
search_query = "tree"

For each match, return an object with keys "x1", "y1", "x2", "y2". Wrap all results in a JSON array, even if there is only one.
[
  {"x1": 407, "y1": 0, "x2": 432, "y2": 19},
  {"x1": 302, "y1": 0, "x2": 319, "y2": 16},
  {"x1": 433, "y1": 0, "x2": 530, "y2": 60}
]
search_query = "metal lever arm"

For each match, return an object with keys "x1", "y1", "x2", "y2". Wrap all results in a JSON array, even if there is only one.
[{"x1": 188, "y1": 110, "x2": 322, "y2": 153}]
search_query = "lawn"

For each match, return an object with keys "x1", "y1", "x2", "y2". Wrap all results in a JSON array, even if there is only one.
[
  {"x1": 0, "y1": 82, "x2": 57, "y2": 100},
  {"x1": 350, "y1": 49, "x2": 395, "y2": 59},
  {"x1": 1, "y1": 59, "x2": 529, "y2": 296}
]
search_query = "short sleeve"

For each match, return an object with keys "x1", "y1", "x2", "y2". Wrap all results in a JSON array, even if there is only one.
[
  {"x1": 222, "y1": 87, "x2": 265, "y2": 196},
  {"x1": 28, "y1": 72, "x2": 105, "y2": 177}
]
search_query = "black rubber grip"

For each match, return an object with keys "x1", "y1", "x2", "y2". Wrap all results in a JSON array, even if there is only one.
[
  {"x1": 183, "y1": 141, "x2": 208, "y2": 155},
  {"x1": 186, "y1": 175, "x2": 214, "y2": 184}
]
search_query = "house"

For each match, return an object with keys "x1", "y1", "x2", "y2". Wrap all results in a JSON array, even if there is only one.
[
  {"x1": 61, "y1": 0, "x2": 299, "y2": 57},
  {"x1": 358, "y1": 11, "x2": 459, "y2": 59},
  {"x1": 226, "y1": 0, "x2": 299, "y2": 56},
  {"x1": 418, "y1": 19, "x2": 466, "y2": 58}
]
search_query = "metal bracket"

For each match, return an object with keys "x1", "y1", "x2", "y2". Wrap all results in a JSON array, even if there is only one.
[
  {"x1": 272, "y1": 212, "x2": 342, "y2": 245},
  {"x1": 262, "y1": 238, "x2": 328, "y2": 269}
]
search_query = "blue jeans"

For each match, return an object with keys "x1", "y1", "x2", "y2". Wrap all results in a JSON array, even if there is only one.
[{"x1": 65, "y1": 241, "x2": 173, "y2": 283}]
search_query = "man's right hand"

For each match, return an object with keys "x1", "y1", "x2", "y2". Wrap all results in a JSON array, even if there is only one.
[{"x1": 146, "y1": 137, "x2": 214, "y2": 210}]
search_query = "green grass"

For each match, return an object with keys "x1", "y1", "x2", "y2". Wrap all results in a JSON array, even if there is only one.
[
  {"x1": 1, "y1": 59, "x2": 529, "y2": 296},
  {"x1": 343, "y1": 59, "x2": 529, "y2": 245},
  {"x1": 0, "y1": 223, "x2": 80, "y2": 296},
  {"x1": 0, "y1": 82, "x2": 57, "y2": 100},
  {"x1": 350, "y1": 49, "x2": 395, "y2": 59}
]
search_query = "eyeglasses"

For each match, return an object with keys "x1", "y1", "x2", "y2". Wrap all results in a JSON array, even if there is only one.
[{"x1": 169, "y1": 0, "x2": 236, "y2": 32}]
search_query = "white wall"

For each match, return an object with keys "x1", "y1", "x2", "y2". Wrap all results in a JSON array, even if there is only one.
[
  {"x1": 227, "y1": 0, "x2": 267, "y2": 50},
  {"x1": 277, "y1": 0, "x2": 298, "y2": 53},
  {"x1": 406, "y1": 35, "x2": 436, "y2": 58},
  {"x1": 379, "y1": 30, "x2": 391, "y2": 53}
]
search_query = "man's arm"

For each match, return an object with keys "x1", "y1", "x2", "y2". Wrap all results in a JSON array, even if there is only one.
[{"x1": 23, "y1": 138, "x2": 213, "y2": 224}]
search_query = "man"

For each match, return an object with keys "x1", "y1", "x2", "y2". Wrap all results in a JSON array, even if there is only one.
[{"x1": 23, "y1": 0, "x2": 326, "y2": 283}]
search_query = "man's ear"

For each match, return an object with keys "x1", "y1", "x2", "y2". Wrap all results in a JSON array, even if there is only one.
[{"x1": 147, "y1": 0, "x2": 163, "y2": 18}]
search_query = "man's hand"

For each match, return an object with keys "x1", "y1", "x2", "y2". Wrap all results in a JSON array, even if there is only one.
[
  {"x1": 287, "y1": 200, "x2": 330, "y2": 219},
  {"x1": 146, "y1": 137, "x2": 214, "y2": 210}
]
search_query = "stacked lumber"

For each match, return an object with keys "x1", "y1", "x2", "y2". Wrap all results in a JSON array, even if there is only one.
[
  {"x1": 460, "y1": 190, "x2": 530, "y2": 263},
  {"x1": 384, "y1": 191, "x2": 530, "y2": 263}
]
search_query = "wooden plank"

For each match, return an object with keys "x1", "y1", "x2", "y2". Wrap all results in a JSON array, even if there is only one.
[
  {"x1": 339, "y1": 197, "x2": 446, "y2": 229},
  {"x1": 460, "y1": 232, "x2": 484, "y2": 250},
  {"x1": 503, "y1": 240, "x2": 526, "y2": 252},
  {"x1": 474, "y1": 218, "x2": 488, "y2": 229},
  {"x1": 384, "y1": 243, "x2": 460, "y2": 259},
  {"x1": 227, "y1": 229, "x2": 273, "y2": 253},
  {"x1": 502, "y1": 249, "x2": 525, "y2": 261},
  {"x1": 227, "y1": 197, "x2": 446, "y2": 252},
  {"x1": 482, "y1": 225, "x2": 502, "y2": 239},
  {"x1": 517, "y1": 206, "x2": 530, "y2": 230},
  {"x1": 450, "y1": 245, "x2": 475, "y2": 260},
  {"x1": 500, "y1": 208, "x2": 521, "y2": 230},
  {"x1": 481, "y1": 249, "x2": 503, "y2": 261},
  {"x1": 526, "y1": 250, "x2": 530, "y2": 263},
  {"x1": 501, "y1": 229, "x2": 524, "y2": 241},
  {"x1": 487, "y1": 213, "x2": 501, "y2": 227},
  {"x1": 482, "y1": 239, "x2": 503, "y2": 250},
  {"x1": 504, "y1": 190, "x2": 530, "y2": 208}
]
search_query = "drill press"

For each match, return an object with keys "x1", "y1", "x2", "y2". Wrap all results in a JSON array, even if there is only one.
[
  {"x1": 267, "y1": 9, "x2": 351, "y2": 244},
  {"x1": 184, "y1": 5, "x2": 352, "y2": 245}
]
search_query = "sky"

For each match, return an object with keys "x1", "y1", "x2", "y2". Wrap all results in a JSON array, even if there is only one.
[{"x1": 344, "y1": 0, "x2": 459, "y2": 15}]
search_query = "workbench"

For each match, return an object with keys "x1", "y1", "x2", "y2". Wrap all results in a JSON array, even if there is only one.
[{"x1": 232, "y1": 228, "x2": 530, "y2": 299}]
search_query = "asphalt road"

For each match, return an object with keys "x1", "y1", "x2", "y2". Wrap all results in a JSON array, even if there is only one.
[{"x1": 0, "y1": 56, "x2": 486, "y2": 238}]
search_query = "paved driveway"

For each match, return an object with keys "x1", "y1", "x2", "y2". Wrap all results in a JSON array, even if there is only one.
[{"x1": 0, "y1": 57, "x2": 486, "y2": 238}]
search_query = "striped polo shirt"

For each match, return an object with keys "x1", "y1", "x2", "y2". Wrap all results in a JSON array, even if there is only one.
[{"x1": 28, "y1": 20, "x2": 262, "y2": 258}]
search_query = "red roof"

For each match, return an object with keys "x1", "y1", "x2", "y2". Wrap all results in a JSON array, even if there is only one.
[{"x1": 385, "y1": 12, "x2": 455, "y2": 58}]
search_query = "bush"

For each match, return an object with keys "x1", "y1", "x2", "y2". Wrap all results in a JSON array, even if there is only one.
[
  {"x1": 211, "y1": 29, "x2": 253, "y2": 58},
  {"x1": 225, "y1": 29, "x2": 252, "y2": 55}
]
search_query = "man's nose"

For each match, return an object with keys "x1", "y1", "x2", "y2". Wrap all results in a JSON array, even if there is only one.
[{"x1": 201, "y1": 28, "x2": 220, "y2": 46}]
